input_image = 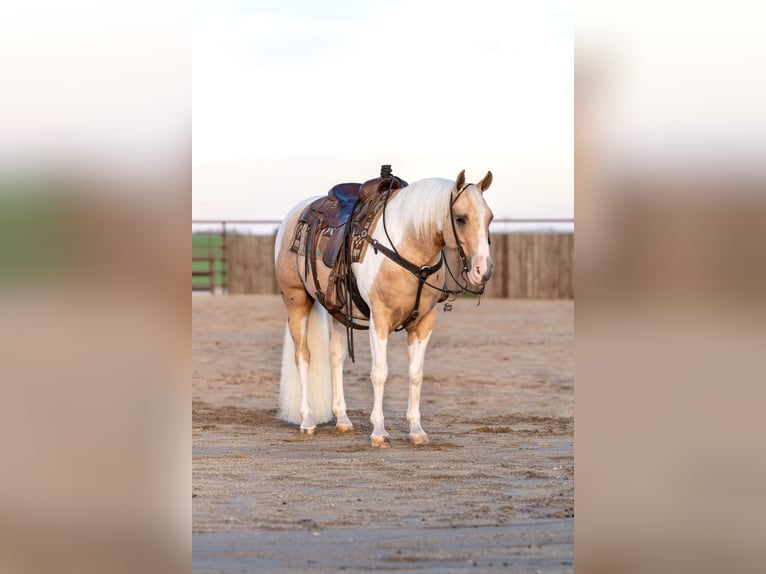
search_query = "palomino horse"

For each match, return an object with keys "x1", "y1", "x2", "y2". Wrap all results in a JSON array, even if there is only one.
[{"x1": 274, "y1": 170, "x2": 494, "y2": 447}]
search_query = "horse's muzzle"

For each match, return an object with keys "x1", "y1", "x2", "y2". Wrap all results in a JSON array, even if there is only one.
[{"x1": 469, "y1": 255, "x2": 493, "y2": 285}]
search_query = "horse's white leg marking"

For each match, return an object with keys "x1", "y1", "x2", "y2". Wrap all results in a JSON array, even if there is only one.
[
  {"x1": 290, "y1": 312, "x2": 315, "y2": 434},
  {"x1": 369, "y1": 315, "x2": 391, "y2": 448},
  {"x1": 329, "y1": 319, "x2": 353, "y2": 432},
  {"x1": 407, "y1": 329, "x2": 433, "y2": 445}
]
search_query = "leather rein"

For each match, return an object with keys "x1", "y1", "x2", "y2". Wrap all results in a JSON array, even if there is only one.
[{"x1": 359, "y1": 179, "x2": 486, "y2": 333}]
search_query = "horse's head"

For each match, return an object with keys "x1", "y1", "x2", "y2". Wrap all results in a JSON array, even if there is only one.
[{"x1": 444, "y1": 170, "x2": 494, "y2": 286}]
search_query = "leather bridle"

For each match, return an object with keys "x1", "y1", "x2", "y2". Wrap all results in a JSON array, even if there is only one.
[
  {"x1": 359, "y1": 179, "x2": 488, "y2": 332},
  {"x1": 446, "y1": 183, "x2": 488, "y2": 297}
]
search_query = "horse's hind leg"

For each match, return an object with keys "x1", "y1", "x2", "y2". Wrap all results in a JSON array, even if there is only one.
[
  {"x1": 329, "y1": 319, "x2": 353, "y2": 432},
  {"x1": 284, "y1": 288, "x2": 316, "y2": 434},
  {"x1": 405, "y1": 310, "x2": 437, "y2": 445}
]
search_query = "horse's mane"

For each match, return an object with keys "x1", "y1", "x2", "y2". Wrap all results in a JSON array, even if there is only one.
[{"x1": 384, "y1": 178, "x2": 454, "y2": 244}]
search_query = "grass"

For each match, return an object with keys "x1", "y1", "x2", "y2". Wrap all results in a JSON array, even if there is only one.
[{"x1": 192, "y1": 233, "x2": 226, "y2": 289}]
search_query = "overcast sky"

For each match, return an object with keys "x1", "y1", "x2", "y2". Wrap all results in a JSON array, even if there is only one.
[{"x1": 193, "y1": 0, "x2": 573, "y2": 221}]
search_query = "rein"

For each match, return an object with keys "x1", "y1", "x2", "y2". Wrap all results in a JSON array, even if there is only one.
[
  {"x1": 307, "y1": 172, "x2": 488, "y2": 362},
  {"x1": 359, "y1": 178, "x2": 485, "y2": 332},
  {"x1": 359, "y1": 229, "x2": 444, "y2": 332},
  {"x1": 445, "y1": 184, "x2": 488, "y2": 298}
]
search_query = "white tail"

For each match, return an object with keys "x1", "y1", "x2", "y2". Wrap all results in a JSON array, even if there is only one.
[{"x1": 278, "y1": 303, "x2": 333, "y2": 425}]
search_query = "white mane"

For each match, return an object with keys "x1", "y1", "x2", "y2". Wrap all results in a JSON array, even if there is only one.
[{"x1": 383, "y1": 178, "x2": 455, "y2": 243}]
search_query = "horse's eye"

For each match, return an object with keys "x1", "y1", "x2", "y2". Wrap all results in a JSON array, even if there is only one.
[{"x1": 455, "y1": 215, "x2": 467, "y2": 225}]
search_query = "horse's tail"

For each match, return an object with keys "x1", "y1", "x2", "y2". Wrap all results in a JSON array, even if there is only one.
[{"x1": 278, "y1": 303, "x2": 334, "y2": 425}]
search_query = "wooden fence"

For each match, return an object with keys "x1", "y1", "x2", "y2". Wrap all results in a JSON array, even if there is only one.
[
  {"x1": 226, "y1": 233, "x2": 573, "y2": 299},
  {"x1": 485, "y1": 233, "x2": 574, "y2": 298},
  {"x1": 227, "y1": 233, "x2": 279, "y2": 295}
]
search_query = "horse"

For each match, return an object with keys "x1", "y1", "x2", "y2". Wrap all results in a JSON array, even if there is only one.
[{"x1": 274, "y1": 169, "x2": 494, "y2": 447}]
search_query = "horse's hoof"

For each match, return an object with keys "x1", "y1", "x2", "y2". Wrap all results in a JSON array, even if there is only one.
[
  {"x1": 410, "y1": 432, "x2": 429, "y2": 445},
  {"x1": 335, "y1": 422, "x2": 353, "y2": 433},
  {"x1": 370, "y1": 435, "x2": 391, "y2": 448},
  {"x1": 300, "y1": 426, "x2": 316, "y2": 436}
]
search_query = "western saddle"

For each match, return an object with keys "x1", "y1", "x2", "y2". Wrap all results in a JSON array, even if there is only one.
[{"x1": 290, "y1": 166, "x2": 408, "y2": 333}]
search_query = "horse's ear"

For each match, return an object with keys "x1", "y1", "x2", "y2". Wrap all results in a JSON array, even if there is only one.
[
  {"x1": 476, "y1": 171, "x2": 493, "y2": 192},
  {"x1": 455, "y1": 170, "x2": 466, "y2": 191}
]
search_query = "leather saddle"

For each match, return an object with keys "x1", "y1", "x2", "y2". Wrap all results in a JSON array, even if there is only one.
[
  {"x1": 292, "y1": 175, "x2": 407, "y2": 268},
  {"x1": 321, "y1": 182, "x2": 363, "y2": 228},
  {"x1": 290, "y1": 173, "x2": 408, "y2": 326}
]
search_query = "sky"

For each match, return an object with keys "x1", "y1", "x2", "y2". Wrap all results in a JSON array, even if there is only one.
[{"x1": 193, "y1": 0, "x2": 573, "y2": 222}]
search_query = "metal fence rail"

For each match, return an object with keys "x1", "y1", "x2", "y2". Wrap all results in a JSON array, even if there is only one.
[{"x1": 192, "y1": 219, "x2": 574, "y2": 297}]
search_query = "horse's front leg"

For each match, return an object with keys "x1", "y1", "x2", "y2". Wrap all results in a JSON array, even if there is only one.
[
  {"x1": 329, "y1": 319, "x2": 353, "y2": 432},
  {"x1": 406, "y1": 310, "x2": 436, "y2": 445},
  {"x1": 369, "y1": 314, "x2": 391, "y2": 448}
]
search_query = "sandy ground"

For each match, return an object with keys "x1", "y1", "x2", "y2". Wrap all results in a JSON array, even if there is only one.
[{"x1": 193, "y1": 295, "x2": 573, "y2": 573}]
